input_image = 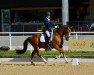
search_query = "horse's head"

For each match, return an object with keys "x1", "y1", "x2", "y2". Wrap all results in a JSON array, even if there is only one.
[{"x1": 59, "y1": 25, "x2": 71, "y2": 41}]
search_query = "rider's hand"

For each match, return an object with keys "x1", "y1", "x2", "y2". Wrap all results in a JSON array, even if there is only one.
[{"x1": 55, "y1": 25, "x2": 58, "y2": 28}]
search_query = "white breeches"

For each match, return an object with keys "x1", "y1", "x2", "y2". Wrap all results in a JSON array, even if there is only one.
[{"x1": 45, "y1": 31, "x2": 50, "y2": 37}]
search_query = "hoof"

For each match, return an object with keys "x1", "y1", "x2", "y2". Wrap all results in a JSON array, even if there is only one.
[
  {"x1": 44, "y1": 62, "x2": 47, "y2": 64},
  {"x1": 54, "y1": 56, "x2": 58, "y2": 59},
  {"x1": 54, "y1": 57, "x2": 57, "y2": 59},
  {"x1": 65, "y1": 61, "x2": 68, "y2": 64},
  {"x1": 31, "y1": 62, "x2": 35, "y2": 66}
]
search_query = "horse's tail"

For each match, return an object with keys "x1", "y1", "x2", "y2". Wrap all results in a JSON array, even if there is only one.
[{"x1": 16, "y1": 37, "x2": 29, "y2": 54}]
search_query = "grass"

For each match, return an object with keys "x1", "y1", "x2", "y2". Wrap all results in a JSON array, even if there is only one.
[
  {"x1": 0, "y1": 50, "x2": 30, "y2": 55},
  {"x1": 64, "y1": 51, "x2": 94, "y2": 57},
  {"x1": 0, "y1": 50, "x2": 94, "y2": 58},
  {"x1": 0, "y1": 50, "x2": 30, "y2": 58}
]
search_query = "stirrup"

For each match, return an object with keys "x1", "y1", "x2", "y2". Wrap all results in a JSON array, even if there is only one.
[{"x1": 45, "y1": 43, "x2": 52, "y2": 51}]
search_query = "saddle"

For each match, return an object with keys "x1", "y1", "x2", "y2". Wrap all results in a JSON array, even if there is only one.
[{"x1": 40, "y1": 30, "x2": 53, "y2": 51}]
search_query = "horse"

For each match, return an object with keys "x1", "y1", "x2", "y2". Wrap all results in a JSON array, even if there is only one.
[{"x1": 16, "y1": 25, "x2": 71, "y2": 65}]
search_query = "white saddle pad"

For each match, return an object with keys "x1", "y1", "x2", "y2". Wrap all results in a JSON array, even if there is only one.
[
  {"x1": 40, "y1": 30, "x2": 53, "y2": 43},
  {"x1": 40, "y1": 34, "x2": 46, "y2": 42}
]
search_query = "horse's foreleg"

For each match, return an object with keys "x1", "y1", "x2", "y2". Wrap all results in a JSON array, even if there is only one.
[
  {"x1": 55, "y1": 52, "x2": 62, "y2": 59},
  {"x1": 53, "y1": 44, "x2": 63, "y2": 59},
  {"x1": 62, "y1": 53, "x2": 68, "y2": 63},
  {"x1": 55, "y1": 52, "x2": 68, "y2": 63},
  {"x1": 60, "y1": 48, "x2": 68, "y2": 63},
  {"x1": 53, "y1": 44, "x2": 68, "y2": 63}
]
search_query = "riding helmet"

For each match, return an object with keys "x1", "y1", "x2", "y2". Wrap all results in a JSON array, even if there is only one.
[{"x1": 46, "y1": 12, "x2": 51, "y2": 16}]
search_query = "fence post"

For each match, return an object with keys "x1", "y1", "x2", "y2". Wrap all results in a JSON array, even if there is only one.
[
  {"x1": 9, "y1": 32, "x2": 11, "y2": 50},
  {"x1": 76, "y1": 33, "x2": 78, "y2": 40}
]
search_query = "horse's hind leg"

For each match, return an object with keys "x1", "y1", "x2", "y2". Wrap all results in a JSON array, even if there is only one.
[
  {"x1": 36, "y1": 49, "x2": 47, "y2": 64},
  {"x1": 31, "y1": 46, "x2": 47, "y2": 64},
  {"x1": 30, "y1": 50, "x2": 36, "y2": 65}
]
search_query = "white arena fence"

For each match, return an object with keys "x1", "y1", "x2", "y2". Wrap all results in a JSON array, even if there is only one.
[{"x1": 0, "y1": 32, "x2": 94, "y2": 50}]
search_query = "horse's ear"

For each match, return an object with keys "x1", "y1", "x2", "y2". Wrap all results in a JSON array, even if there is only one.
[
  {"x1": 68, "y1": 25, "x2": 73, "y2": 29},
  {"x1": 66, "y1": 24, "x2": 72, "y2": 29},
  {"x1": 63, "y1": 25, "x2": 68, "y2": 28},
  {"x1": 61, "y1": 25, "x2": 71, "y2": 29}
]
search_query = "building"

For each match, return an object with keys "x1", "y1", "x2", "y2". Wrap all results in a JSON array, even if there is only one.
[{"x1": 0, "y1": 0, "x2": 93, "y2": 32}]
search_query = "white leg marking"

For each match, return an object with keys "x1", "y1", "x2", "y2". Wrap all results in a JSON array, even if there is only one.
[{"x1": 41, "y1": 56, "x2": 47, "y2": 63}]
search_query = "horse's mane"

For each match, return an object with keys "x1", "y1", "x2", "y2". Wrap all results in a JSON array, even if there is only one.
[
  {"x1": 53, "y1": 25, "x2": 70, "y2": 37},
  {"x1": 53, "y1": 25, "x2": 64, "y2": 36}
]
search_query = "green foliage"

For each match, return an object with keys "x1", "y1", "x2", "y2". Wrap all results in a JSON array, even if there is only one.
[{"x1": 0, "y1": 46, "x2": 10, "y2": 51}]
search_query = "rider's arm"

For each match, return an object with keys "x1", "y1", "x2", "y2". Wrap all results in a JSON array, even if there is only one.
[
  {"x1": 44, "y1": 18, "x2": 58, "y2": 28},
  {"x1": 50, "y1": 21, "x2": 58, "y2": 28},
  {"x1": 44, "y1": 18, "x2": 53, "y2": 27}
]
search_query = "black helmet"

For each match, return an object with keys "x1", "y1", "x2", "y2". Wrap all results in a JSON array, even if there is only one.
[{"x1": 46, "y1": 12, "x2": 51, "y2": 16}]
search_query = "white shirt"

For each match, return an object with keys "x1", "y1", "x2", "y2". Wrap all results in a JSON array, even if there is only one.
[{"x1": 46, "y1": 17, "x2": 50, "y2": 22}]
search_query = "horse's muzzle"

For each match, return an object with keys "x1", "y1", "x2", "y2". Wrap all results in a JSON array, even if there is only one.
[{"x1": 65, "y1": 36, "x2": 70, "y2": 41}]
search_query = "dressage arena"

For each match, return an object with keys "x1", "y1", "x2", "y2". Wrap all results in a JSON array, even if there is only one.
[
  {"x1": 0, "y1": 32, "x2": 94, "y2": 75},
  {"x1": 0, "y1": 61, "x2": 94, "y2": 75}
]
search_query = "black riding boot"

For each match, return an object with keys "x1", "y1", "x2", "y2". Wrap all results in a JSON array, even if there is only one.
[{"x1": 45, "y1": 37, "x2": 51, "y2": 51}]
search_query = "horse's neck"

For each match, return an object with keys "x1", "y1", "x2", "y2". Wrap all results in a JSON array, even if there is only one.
[{"x1": 54, "y1": 29, "x2": 63, "y2": 37}]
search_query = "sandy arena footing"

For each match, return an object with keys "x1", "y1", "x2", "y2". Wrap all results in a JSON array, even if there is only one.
[{"x1": 0, "y1": 62, "x2": 94, "y2": 75}]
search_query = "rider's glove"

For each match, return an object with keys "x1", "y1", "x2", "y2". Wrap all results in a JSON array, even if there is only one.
[{"x1": 55, "y1": 25, "x2": 58, "y2": 28}]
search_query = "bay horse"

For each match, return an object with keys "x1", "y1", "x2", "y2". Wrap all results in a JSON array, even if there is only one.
[{"x1": 16, "y1": 25, "x2": 71, "y2": 65}]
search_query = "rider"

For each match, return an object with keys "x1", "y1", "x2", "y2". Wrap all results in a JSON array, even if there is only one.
[{"x1": 43, "y1": 12, "x2": 58, "y2": 49}]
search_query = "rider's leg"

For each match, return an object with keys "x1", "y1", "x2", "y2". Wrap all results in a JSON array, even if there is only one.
[
  {"x1": 45, "y1": 30, "x2": 51, "y2": 45},
  {"x1": 45, "y1": 31, "x2": 51, "y2": 51}
]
